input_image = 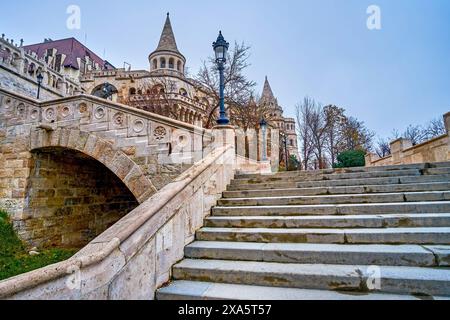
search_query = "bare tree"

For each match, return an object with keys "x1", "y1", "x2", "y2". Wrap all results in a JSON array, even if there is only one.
[
  {"x1": 375, "y1": 137, "x2": 391, "y2": 158},
  {"x1": 423, "y1": 117, "x2": 446, "y2": 139},
  {"x1": 341, "y1": 117, "x2": 375, "y2": 152},
  {"x1": 122, "y1": 77, "x2": 182, "y2": 120},
  {"x1": 295, "y1": 98, "x2": 315, "y2": 170},
  {"x1": 323, "y1": 105, "x2": 346, "y2": 166},
  {"x1": 403, "y1": 124, "x2": 427, "y2": 145},
  {"x1": 195, "y1": 42, "x2": 256, "y2": 128}
]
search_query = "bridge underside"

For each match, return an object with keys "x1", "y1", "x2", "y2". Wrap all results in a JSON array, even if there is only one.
[{"x1": 18, "y1": 147, "x2": 139, "y2": 249}]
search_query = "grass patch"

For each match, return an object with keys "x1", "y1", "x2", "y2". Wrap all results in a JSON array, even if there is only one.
[{"x1": 0, "y1": 210, "x2": 77, "y2": 281}]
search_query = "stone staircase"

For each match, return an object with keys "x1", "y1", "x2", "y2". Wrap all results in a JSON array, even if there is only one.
[{"x1": 157, "y1": 163, "x2": 450, "y2": 300}]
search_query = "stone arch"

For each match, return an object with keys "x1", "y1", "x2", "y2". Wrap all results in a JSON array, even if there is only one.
[
  {"x1": 24, "y1": 146, "x2": 140, "y2": 248},
  {"x1": 30, "y1": 128, "x2": 156, "y2": 204}
]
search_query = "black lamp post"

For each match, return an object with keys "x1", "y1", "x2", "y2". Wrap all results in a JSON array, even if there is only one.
[
  {"x1": 260, "y1": 118, "x2": 268, "y2": 161},
  {"x1": 213, "y1": 31, "x2": 230, "y2": 125},
  {"x1": 36, "y1": 72, "x2": 44, "y2": 99}
]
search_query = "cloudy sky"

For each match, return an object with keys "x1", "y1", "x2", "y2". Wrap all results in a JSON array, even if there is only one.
[{"x1": 1, "y1": 0, "x2": 449, "y2": 138}]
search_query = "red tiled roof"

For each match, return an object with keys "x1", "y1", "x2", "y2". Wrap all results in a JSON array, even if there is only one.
[{"x1": 23, "y1": 38, "x2": 106, "y2": 70}]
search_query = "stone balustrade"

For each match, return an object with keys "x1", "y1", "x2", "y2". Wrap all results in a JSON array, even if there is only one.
[{"x1": 366, "y1": 112, "x2": 450, "y2": 167}]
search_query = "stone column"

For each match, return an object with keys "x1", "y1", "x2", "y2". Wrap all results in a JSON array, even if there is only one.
[
  {"x1": 212, "y1": 125, "x2": 236, "y2": 150},
  {"x1": 390, "y1": 138, "x2": 413, "y2": 165},
  {"x1": 443, "y1": 112, "x2": 450, "y2": 160},
  {"x1": 212, "y1": 124, "x2": 236, "y2": 191},
  {"x1": 365, "y1": 153, "x2": 381, "y2": 167}
]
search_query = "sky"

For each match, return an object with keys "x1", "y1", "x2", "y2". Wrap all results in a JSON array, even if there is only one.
[{"x1": 1, "y1": 0, "x2": 449, "y2": 139}]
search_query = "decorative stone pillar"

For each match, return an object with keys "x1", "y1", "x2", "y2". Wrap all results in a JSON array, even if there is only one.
[
  {"x1": 390, "y1": 138, "x2": 413, "y2": 165},
  {"x1": 443, "y1": 112, "x2": 450, "y2": 160},
  {"x1": 212, "y1": 125, "x2": 236, "y2": 150},
  {"x1": 365, "y1": 153, "x2": 380, "y2": 167}
]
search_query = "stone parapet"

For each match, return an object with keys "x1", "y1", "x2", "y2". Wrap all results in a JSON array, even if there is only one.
[{"x1": 366, "y1": 112, "x2": 450, "y2": 167}]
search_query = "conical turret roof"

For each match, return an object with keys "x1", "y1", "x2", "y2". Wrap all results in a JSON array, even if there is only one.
[
  {"x1": 261, "y1": 76, "x2": 277, "y2": 103},
  {"x1": 152, "y1": 13, "x2": 182, "y2": 56}
]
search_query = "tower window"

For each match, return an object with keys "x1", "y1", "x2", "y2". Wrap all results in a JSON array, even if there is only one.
[{"x1": 160, "y1": 58, "x2": 166, "y2": 68}]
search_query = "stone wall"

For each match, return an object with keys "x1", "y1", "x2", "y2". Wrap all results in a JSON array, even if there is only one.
[
  {"x1": 18, "y1": 148, "x2": 138, "y2": 248},
  {"x1": 0, "y1": 36, "x2": 81, "y2": 100},
  {"x1": 0, "y1": 69, "x2": 59, "y2": 101},
  {"x1": 366, "y1": 112, "x2": 450, "y2": 167},
  {"x1": 0, "y1": 143, "x2": 236, "y2": 300}
]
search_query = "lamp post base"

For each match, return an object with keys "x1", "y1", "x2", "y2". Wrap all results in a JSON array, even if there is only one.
[{"x1": 217, "y1": 118, "x2": 230, "y2": 126}]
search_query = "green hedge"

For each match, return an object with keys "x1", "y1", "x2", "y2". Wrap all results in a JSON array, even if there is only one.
[{"x1": 333, "y1": 150, "x2": 366, "y2": 168}]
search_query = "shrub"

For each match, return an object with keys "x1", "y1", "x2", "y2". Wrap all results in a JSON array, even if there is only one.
[{"x1": 333, "y1": 150, "x2": 366, "y2": 168}]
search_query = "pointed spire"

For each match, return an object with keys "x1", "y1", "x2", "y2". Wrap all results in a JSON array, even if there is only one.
[
  {"x1": 154, "y1": 12, "x2": 180, "y2": 54},
  {"x1": 262, "y1": 76, "x2": 276, "y2": 102}
]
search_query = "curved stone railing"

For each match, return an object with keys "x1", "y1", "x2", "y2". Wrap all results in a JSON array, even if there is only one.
[{"x1": 0, "y1": 144, "x2": 236, "y2": 300}]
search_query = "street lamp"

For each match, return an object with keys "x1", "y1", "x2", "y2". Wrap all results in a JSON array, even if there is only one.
[
  {"x1": 260, "y1": 118, "x2": 268, "y2": 161},
  {"x1": 36, "y1": 72, "x2": 44, "y2": 99},
  {"x1": 213, "y1": 31, "x2": 230, "y2": 125}
]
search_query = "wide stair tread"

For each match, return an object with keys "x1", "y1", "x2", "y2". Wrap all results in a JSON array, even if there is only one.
[
  {"x1": 157, "y1": 281, "x2": 450, "y2": 300},
  {"x1": 171, "y1": 259, "x2": 450, "y2": 296}
]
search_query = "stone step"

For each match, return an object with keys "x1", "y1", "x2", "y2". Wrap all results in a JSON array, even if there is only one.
[
  {"x1": 212, "y1": 201, "x2": 450, "y2": 216},
  {"x1": 205, "y1": 213, "x2": 450, "y2": 229},
  {"x1": 228, "y1": 175, "x2": 450, "y2": 191},
  {"x1": 231, "y1": 169, "x2": 422, "y2": 185},
  {"x1": 172, "y1": 259, "x2": 450, "y2": 296},
  {"x1": 234, "y1": 163, "x2": 450, "y2": 181},
  {"x1": 425, "y1": 167, "x2": 450, "y2": 175},
  {"x1": 235, "y1": 163, "x2": 431, "y2": 180},
  {"x1": 185, "y1": 241, "x2": 450, "y2": 267},
  {"x1": 156, "y1": 281, "x2": 449, "y2": 300},
  {"x1": 223, "y1": 182, "x2": 450, "y2": 198},
  {"x1": 196, "y1": 227, "x2": 450, "y2": 244},
  {"x1": 218, "y1": 191, "x2": 450, "y2": 207}
]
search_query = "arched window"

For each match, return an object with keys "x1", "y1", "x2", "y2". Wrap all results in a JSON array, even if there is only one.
[
  {"x1": 169, "y1": 58, "x2": 174, "y2": 69},
  {"x1": 129, "y1": 88, "x2": 136, "y2": 95},
  {"x1": 177, "y1": 61, "x2": 182, "y2": 72},
  {"x1": 160, "y1": 58, "x2": 166, "y2": 68},
  {"x1": 28, "y1": 63, "x2": 36, "y2": 77},
  {"x1": 153, "y1": 59, "x2": 157, "y2": 70}
]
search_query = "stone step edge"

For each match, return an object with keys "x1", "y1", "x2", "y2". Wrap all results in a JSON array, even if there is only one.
[
  {"x1": 156, "y1": 280, "x2": 450, "y2": 300},
  {"x1": 184, "y1": 241, "x2": 449, "y2": 267},
  {"x1": 172, "y1": 259, "x2": 450, "y2": 296},
  {"x1": 223, "y1": 182, "x2": 450, "y2": 197}
]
